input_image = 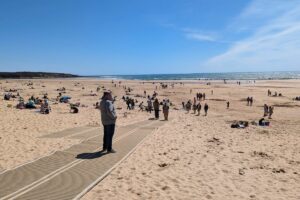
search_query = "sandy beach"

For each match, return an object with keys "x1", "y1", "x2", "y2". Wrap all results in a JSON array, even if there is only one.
[{"x1": 1, "y1": 78, "x2": 299, "y2": 200}]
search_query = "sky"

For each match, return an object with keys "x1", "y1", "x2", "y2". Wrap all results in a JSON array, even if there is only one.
[{"x1": 0, "y1": 0, "x2": 300, "y2": 75}]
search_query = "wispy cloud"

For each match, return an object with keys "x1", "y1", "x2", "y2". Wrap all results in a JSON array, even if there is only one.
[
  {"x1": 182, "y1": 28, "x2": 217, "y2": 42},
  {"x1": 159, "y1": 22, "x2": 218, "y2": 42},
  {"x1": 204, "y1": 0, "x2": 300, "y2": 71},
  {"x1": 185, "y1": 32, "x2": 216, "y2": 41}
]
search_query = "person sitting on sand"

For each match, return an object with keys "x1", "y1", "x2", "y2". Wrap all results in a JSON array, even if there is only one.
[
  {"x1": 153, "y1": 98, "x2": 160, "y2": 119},
  {"x1": 16, "y1": 98, "x2": 25, "y2": 109},
  {"x1": 40, "y1": 99, "x2": 51, "y2": 114},
  {"x1": 4, "y1": 93, "x2": 11, "y2": 100},
  {"x1": 70, "y1": 104, "x2": 79, "y2": 113},
  {"x1": 204, "y1": 103, "x2": 209, "y2": 116},
  {"x1": 25, "y1": 99, "x2": 36, "y2": 109}
]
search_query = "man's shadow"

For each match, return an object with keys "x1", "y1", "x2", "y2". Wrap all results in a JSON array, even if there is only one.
[{"x1": 76, "y1": 151, "x2": 106, "y2": 159}]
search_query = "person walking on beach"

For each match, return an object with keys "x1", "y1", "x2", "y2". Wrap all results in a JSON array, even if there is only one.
[
  {"x1": 204, "y1": 103, "x2": 209, "y2": 116},
  {"x1": 186, "y1": 100, "x2": 192, "y2": 113},
  {"x1": 153, "y1": 98, "x2": 160, "y2": 119},
  {"x1": 193, "y1": 101, "x2": 197, "y2": 114},
  {"x1": 163, "y1": 99, "x2": 170, "y2": 120},
  {"x1": 263, "y1": 104, "x2": 269, "y2": 116},
  {"x1": 99, "y1": 91, "x2": 117, "y2": 153},
  {"x1": 196, "y1": 102, "x2": 201, "y2": 116},
  {"x1": 268, "y1": 106, "x2": 274, "y2": 119},
  {"x1": 147, "y1": 98, "x2": 153, "y2": 113},
  {"x1": 227, "y1": 101, "x2": 230, "y2": 109},
  {"x1": 250, "y1": 97, "x2": 253, "y2": 106}
]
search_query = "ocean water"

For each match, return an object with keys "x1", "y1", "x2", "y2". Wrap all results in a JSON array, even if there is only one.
[{"x1": 93, "y1": 71, "x2": 300, "y2": 80}]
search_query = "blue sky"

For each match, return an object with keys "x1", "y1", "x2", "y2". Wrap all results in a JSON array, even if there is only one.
[{"x1": 0, "y1": 0, "x2": 299, "y2": 75}]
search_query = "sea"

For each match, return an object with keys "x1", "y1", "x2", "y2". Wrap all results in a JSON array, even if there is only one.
[{"x1": 92, "y1": 71, "x2": 300, "y2": 81}]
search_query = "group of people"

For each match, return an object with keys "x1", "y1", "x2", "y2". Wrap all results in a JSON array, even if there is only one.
[
  {"x1": 14, "y1": 95, "x2": 51, "y2": 114},
  {"x1": 196, "y1": 92, "x2": 206, "y2": 101},
  {"x1": 263, "y1": 104, "x2": 274, "y2": 119},
  {"x1": 183, "y1": 99, "x2": 209, "y2": 116},
  {"x1": 122, "y1": 96, "x2": 136, "y2": 110},
  {"x1": 268, "y1": 89, "x2": 282, "y2": 97},
  {"x1": 294, "y1": 96, "x2": 300, "y2": 101},
  {"x1": 4, "y1": 92, "x2": 17, "y2": 100},
  {"x1": 152, "y1": 98, "x2": 170, "y2": 120},
  {"x1": 246, "y1": 97, "x2": 254, "y2": 106}
]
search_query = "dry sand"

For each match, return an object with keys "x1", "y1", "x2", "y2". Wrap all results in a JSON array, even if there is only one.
[{"x1": 0, "y1": 78, "x2": 299, "y2": 200}]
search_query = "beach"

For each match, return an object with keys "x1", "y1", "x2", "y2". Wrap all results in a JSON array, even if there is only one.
[{"x1": 1, "y1": 78, "x2": 299, "y2": 200}]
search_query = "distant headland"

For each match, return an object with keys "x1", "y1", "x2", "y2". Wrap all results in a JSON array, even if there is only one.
[{"x1": 0, "y1": 72, "x2": 80, "y2": 79}]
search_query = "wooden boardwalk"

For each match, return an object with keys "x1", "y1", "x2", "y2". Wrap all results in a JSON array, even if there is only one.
[{"x1": 0, "y1": 119, "x2": 165, "y2": 200}]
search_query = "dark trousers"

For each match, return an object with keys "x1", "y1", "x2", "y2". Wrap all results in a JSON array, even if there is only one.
[
  {"x1": 155, "y1": 110, "x2": 159, "y2": 119},
  {"x1": 103, "y1": 124, "x2": 115, "y2": 151}
]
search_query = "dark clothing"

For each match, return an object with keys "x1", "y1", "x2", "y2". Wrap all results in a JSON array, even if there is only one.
[
  {"x1": 153, "y1": 101, "x2": 160, "y2": 110},
  {"x1": 155, "y1": 110, "x2": 159, "y2": 119},
  {"x1": 103, "y1": 124, "x2": 115, "y2": 151},
  {"x1": 153, "y1": 100, "x2": 160, "y2": 119},
  {"x1": 100, "y1": 98, "x2": 117, "y2": 151}
]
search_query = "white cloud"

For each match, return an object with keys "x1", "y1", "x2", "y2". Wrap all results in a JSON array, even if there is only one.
[
  {"x1": 185, "y1": 32, "x2": 216, "y2": 42},
  {"x1": 204, "y1": 0, "x2": 300, "y2": 71}
]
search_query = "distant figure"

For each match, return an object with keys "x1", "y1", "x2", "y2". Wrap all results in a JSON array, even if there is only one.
[
  {"x1": 268, "y1": 106, "x2": 274, "y2": 119},
  {"x1": 196, "y1": 102, "x2": 201, "y2": 116},
  {"x1": 263, "y1": 104, "x2": 269, "y2": 116},
  {"x1": 186, "y1": 100, "x2": 192, "y2": 113},
  {"x1": 211, "y1": 90, "x2": 213, "y2": 95},
  {"x1": 246, "y1": 97, "x2": 250, "y2": 106},
  {"x1": 249, "y1": 97, "x2": 253, "y2": 106},
  {"x1": 267, "y1": 89, "x2": 271, "y2": 96},
  {"x1": 147, "y1": 98, "x2": 153, "y2": 113},
  {"x1": 153, "y1": 98, "x2": 160, "y2": 119},
  {"x1": 99, "y1": 91, "x2": 117, "y2": 153},
  {"x1": 139, "y1": 101, "x2": 144, "y2": 111},
  {"x1": 163, "y1": 100, "x2": 170, "y2": 120},
  {"x1": 204, "y1": 103, "x2": 209, "y2": 116},
  {"x1": 227, "y1": 101, "x2": 230, "y2": 109},
  {"x1": 182, "y1": 101, "x2": 185, "y2": 109},
  {"x1": 192, "y1": 102, "x2": 197, "y2": 114}
]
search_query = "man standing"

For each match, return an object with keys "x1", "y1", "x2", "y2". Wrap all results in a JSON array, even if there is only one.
[
  {"x1": 153, "y1": 98, "x2": 160, "y2": 119},
  {"x1": 204, "y1": 103, "x2": 209, "y2": 116},
  {"x1": 99, "y1": 91, "x2": 117, "y2": 153},
  {"x1": 162, "y1": 99, "x2": 170, "y2": 120}
]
